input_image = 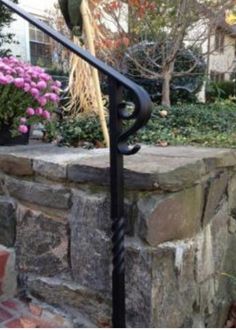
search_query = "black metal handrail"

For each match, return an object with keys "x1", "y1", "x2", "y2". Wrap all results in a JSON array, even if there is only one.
[{"x1": 0, "y1": 0, "x2": 152, "y2": 327}]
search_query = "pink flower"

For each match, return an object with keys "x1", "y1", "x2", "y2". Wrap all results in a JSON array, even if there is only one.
[
  {"x1": 26, "y1": 107, "x2": 35, "y2": 116},
  {"x1": 31, "y1": 88, "x2": 40, "y2": 97},
  {"x1": 51, "y1": 86, "x2": 60, "y2": 94},
  {"x1": 0, "y1": 76, "x2": 8, "y2": 85},
  {"x1": 20, "y1": 117, "x2": 27, "y2": 124},
  {"x1": 48, "y1": 93, "x2": 59, "y2": 103},
  {"x1": 0, "y1": 63, "x2": 7, "y2": 70},
  {"x1": 37, "y1": 80, "x2": 47, "y2": 90},
  {"x1": 35, "y1": 107, "x2": 43, "y2": 116},
  {"x1": 24, "y1": 83, "x2": 31, "y2": 92},
  {"x1": 16, "y1": 67, "x2": 24, "y2": 75},
  {"x1": 34, "y1": 66, "x2": 44, "y2": 74},
  {"x1": 39, "y1": 73, "x2": 50, "y2": 81},
  {"x1": 0, "y1": 56, "x2": 61, "y2": 136},
  {"x1": 42, "y1": 110, "x2": 51, "y2": 120},
  {"x1": 14, "y1": 78, "x2": 24, "y2": 88},
  {"x1": 38, "y1": 97, "x2": 47, "y2": 106},
  {"x1": 23, "y1": 76, "x2": 31, "y2": 84},
  {"x1": 18, "y1": 125, "x2": 28, "y2": 134},
  {"x1": 5, "y1": 75, "x2": 14, "y2": 83},
  {"x1": 55, "y1": 80, "x2": 62, "y2": 88}
]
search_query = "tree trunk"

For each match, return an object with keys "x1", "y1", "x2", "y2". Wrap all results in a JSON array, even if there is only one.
[{"x1": 161, "y1": 72, "x2": 171, "y2": 107}]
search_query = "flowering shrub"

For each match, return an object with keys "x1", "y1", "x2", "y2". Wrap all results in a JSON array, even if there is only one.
[{"x1": 0, "y1": 56, "x2": 61, "y2": 136}]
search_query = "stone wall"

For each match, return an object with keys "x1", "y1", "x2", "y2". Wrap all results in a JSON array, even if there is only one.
[{"x1": 0, "y1": 144, "x2": 236, "y2": 327}]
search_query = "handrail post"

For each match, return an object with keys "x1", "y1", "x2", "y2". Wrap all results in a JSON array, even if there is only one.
[{"x1": 109, "y1": 78, "x2": 126, "y2": 328}]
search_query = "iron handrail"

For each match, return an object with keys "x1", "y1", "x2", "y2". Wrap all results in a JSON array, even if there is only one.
[{"x1": 0, "y1": 0, "x2": 152, "y2": 327}]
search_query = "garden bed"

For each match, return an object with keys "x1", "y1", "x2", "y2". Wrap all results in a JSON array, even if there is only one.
[{"x1": 46, "y1": 101, "x2": 236, "y2": 149}]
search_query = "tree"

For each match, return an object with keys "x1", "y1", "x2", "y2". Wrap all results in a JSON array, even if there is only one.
[
  {"x1": 95, "y1": 0, "x2": 236, "y2": 106},
  {"x1": 125, "y1": 0, "x2": 236, "y2": 106},
  {"x1": 0, "y1": 0, "x2": 18, "y2": 56},
  {"x1": 124, "y1": 41, "x2": 206, "y2": 104}
]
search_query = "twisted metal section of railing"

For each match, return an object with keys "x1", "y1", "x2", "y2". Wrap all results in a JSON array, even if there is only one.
[{"x1": 0, "y1": 0, "x2": 152, "y2": 327}]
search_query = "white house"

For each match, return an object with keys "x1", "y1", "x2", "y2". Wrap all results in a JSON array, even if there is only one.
[
  {"x1": 191, "y1": 15, "x2": 236, "y2": 102},
  {"x1": 3, "y1": 0, "x2": 56, "y2": 66},
  {"x1": 207, "y1": 20, "x2": 236, "y2": 82}
]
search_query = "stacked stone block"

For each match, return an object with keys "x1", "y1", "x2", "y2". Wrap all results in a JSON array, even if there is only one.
[{"x1": 0, "y1": 144, "x2": 235, "y2": 327}]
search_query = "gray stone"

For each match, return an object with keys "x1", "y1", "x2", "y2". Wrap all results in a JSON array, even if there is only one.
[
  {"x1": 0, "y1": 197, "x2": 16, "y2": 247},
  {"x1": 71, "y1": 226, "x2": 111, "y2": 293},
  {"x1": 139, "y1": 145, "x2": 236, "y2": 171},
  {"x1": 126, "y1": 242, "x2": 153, "y2": 328},
  {"x1": 69, "y1": 191, "x2": 112, "y2": 293},
  {"x1": 121, "y1": 228, "x2": 230, "y2": 328},
  {"x1": 150, "y1": 240, "x2": 198, "y2": 328},
  {"x1": 0, "y1": 144, "x2": 235, "y2": 191},
  {"x1": 66, "y1": 146, "x2": 235, "y2": 191},
  {"x1": 68, "y1": 153, "x2": 206, "y2": 191},
  {"x1": 68, "y1": 162, "x2": 110, "y2": 186},
  {"x1": 226, "y1": 233, "x2": 236, "y2": 300},
  {"x1": 229, "y1": 173, "x2": 236, "y2": 218},
  {"x1": 229, "y1": 217, "x2": 236, "y2": 234},
  {"x1": 26, "y1": 275, "x2": 111, "y2": 328},
  {"x1": 0, "y1": 143, "x2": 86, "y2": 159},
  {"x1": 69, "y1": 190, "x2": 110, "y2": 232},
  {"x1": 150, "y1": 233, "x2": 231, "y2": 328},
  {"x1": 210, "y1": 204, "x2": 230, "y2": 271},
  {"x1": 199, "y1": 279, "x2": 216, "y2": 321},
  {"x1": 199, "y1": 274, "x2": 231, "y2": 328},
  {"x1": 0, "y1": 154, "x2": 33, "y2": 176},
  {"x1": 195, "y1": 225, "x2": 215, "y2": 284},
  {"x1": 211, "y1": 152, "x2": 236, "y2": 169},
  {"x1": 33, "y1": 160, "x2": 67, "y2": 180},
  {"x1": 0, "y1": 174, "x2": 71, "y2": 209},
  {"x1": 140, "y1": 145, "x2": 236, "y2": 165},
  {"x1": 16, "y1": 204, "x2": 69, "y2": 276},
  {"x1": 156, "y1": 160, "x2": 205, "y2": 192},
  {"x1": 138, "y1": 185, "x2": 204, "y2": 246},
  {"x1": 69, "y1": 191, "x2": 136, "y2": 294},
  {"x1": 205, "y1": 299, "x2": 230, "y2": 328},
  {"x1": 203, "y1": 171, "x2": 228, "y2": 225},
  {"x1": 195, "y1": 203, "x2": 230, "y2": 283}
]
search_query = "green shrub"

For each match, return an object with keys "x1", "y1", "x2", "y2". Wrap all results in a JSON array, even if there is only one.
[
  {"x1": 45, "y1": 114, "x2": 104, "y2": 147},
  {"x1": 45, "y1": 101, "x2": 236, "y2": 148},
  {"x1": 206, "y1": 81, "x2": 236, "y2": 102},
  {"x1": 134, "y1": 101, "x2": 236, "y2": 147}
]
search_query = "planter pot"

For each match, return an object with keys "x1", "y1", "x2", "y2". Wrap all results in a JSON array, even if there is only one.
[{"x1": 0, "y1": 124, "x2": 30, "y2": 146}]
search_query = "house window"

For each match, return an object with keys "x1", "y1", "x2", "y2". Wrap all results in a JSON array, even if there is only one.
[
  {"x1": 215, "y1": 28, "x2": 225, "y2": 53},
  {"x1": 29, "y1": 22, "x2": 52, "y2": 67},
  {"x1": 210, "y1": 70, "x2": 225, "y2": 82}
]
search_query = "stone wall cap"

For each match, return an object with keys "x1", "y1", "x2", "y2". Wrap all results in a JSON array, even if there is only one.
[{"x1": 0, "y1": 144, "x2": 235, "y2": 191}]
